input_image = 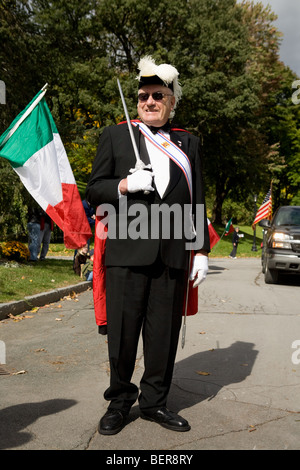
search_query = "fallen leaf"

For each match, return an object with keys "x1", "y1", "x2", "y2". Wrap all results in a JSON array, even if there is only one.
[
  {"x1": 195, "y1": 370, "x2": 210, "y2": 376},
  {"x1": 8, "y1": 313, "x2": 22, "y2": 322},
  {"x1": 12, "y1": 370, "x2": 27, "y2": 375},
  {"x1": 248, "y1": 425, "x2": 256, "y2": 432}
]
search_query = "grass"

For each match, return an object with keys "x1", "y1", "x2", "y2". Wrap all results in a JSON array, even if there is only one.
[
  {"x1": 0, "y1": 257, "x2": 81, "y2": 303},
  {"x1": 209, "y1": 224, "x2": 263, "y2": 258},
  {"x1": 0, "y1": 226, "x2": 262, "y2": 304}
]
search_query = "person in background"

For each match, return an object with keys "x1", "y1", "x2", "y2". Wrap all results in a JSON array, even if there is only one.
[
  {"x1": 39, "y1": 211, "x2": 54, "y2": 260},
  {"x1": 73, "y1": 244, "x2": 89, "y2": 276},
  {"x1": 81, "y1": 249, "x2": 94, "y2": 281},
  {"x1": 229, "y1": 227, "x2": 240, "y2": 259},
  {"x1": 27, "y1": 206, "x2": 42, "y2": 261},
  {"x1": 82, "y1": 199, "x2": 95, "y2": 250}
]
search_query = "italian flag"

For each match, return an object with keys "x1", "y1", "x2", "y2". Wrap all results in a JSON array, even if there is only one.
[
  {"x1": 0, "y1": 86, "x2": 91, "y2": 249},
  {"x1": 224, "y1": 217, "x2": 234, "y2": 236},
  {"x1": 207, "y1": 218, "x2": 220, "y2": 248}
]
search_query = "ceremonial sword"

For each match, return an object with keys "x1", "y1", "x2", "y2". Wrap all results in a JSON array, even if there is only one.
[
  {"x1": 117, "y1": 79, "x2": 152, "y2": 192},
  {"x1": 181, "y1": 250, "x2": 192, "y2": 349}
]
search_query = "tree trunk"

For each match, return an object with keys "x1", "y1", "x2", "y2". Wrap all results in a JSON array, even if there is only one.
[{"x1": 212, "y1": 178, "x2": 227, "y2": 224}]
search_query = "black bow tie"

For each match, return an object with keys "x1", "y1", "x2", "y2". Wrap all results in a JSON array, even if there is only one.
[{"x1": 149, "y1": 122, "x2": 171, "y2": 134}]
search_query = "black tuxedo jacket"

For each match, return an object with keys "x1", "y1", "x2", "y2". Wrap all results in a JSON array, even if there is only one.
[{"x1": 86, "y1": 122, "x2": 210, "y2": 270}]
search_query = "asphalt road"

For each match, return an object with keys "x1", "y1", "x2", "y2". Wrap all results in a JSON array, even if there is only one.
[{"x1": 0, "y1": 257, "x2": 299, "y2": 452}]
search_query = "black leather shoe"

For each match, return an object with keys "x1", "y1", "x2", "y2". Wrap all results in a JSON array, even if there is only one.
[
  {"x1": 98, "y1": 409, "x2": 127, "y2": 435},
  {"x1": 140, "y1": 407, "x2": 191, "y2": 432}
]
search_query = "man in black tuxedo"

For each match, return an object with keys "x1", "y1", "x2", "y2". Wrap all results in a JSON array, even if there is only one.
[{"x1": 86, "y1": 56, "x2": 210, "y2": 435}]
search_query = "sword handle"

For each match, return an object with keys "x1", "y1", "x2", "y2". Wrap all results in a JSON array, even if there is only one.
[{"x1": 117, "y1": 79, "x2": 152, "y2": 195}]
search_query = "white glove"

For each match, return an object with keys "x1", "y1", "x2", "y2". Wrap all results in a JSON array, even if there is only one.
[
  {"x1": 189, "y1": 255, "x2": 208, "y2": 288},
  {"x1": 127, "y1": 169, "x2": 154, "y2": 193}
]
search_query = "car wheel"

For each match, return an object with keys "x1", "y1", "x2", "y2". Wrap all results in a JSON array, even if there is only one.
[{"x1": 264, "y1": 262, "x2": 278, "y2": 284}]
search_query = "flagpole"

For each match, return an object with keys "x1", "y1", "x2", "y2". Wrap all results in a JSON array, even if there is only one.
[
  {"x1": 270, "y1": 180, "x2": 273, "y2": 219},
  {"x1": 219, "y1": 217, "x2": 232, "y2": 240},
  {"x1": 219, "y1": 230, "x2": 226, "y2": 241},
  {"x1": 1, "y1": 84, "x2": 48, "y2": 147}
]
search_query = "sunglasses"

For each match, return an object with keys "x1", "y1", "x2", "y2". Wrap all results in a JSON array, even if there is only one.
[{"x1": 138, "y1": 92, "x2": 173, "y2": 102}]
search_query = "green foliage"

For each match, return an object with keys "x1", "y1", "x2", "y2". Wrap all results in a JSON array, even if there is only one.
[
  {"x1": 0, "y1": 159, "x2": 30, "y2": 240},
  {"x1": 0, "y1": 0, "x2": 299, "y2": 238}
]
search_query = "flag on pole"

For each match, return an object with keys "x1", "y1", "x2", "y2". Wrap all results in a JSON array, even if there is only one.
[
  {"x1": 207, "y1": 218, "x2": 220, "y2": 248},
  {"x1": 252, "y1": 189, "x2": 272, "y2": 228},
  {"x1": 0, "y1": 85, "x2": 92, "y2": 249},
  {"x1": 224, "y1": 218, "x2": 234, "y2": 236}
]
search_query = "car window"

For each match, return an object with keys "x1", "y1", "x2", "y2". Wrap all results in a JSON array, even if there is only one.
[{"x1": 275, "y1": 208, "x2": 300, "y2": 226}]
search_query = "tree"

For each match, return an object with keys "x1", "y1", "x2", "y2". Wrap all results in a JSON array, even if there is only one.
[
  {"x1": 267, "y1": 66, "x2": 300, "y2": 207},
  {"x1": 175, "y1": 0, "x2": 283, "y2": 222},
  {"x1": 0, "y1": 0, "x2": 297, "y2": 238},
  {"x1": 0, "y1": 1, "x2": 45, "y2": 239},
  {"x1": 0, "y1": 0, "x2": 45, "y2": 131}
]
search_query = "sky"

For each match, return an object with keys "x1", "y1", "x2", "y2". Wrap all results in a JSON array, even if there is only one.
[{"x1": 254, "y1": 0, "x2": 300, "y2": 77}]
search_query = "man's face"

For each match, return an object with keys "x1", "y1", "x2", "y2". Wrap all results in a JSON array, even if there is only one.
[{"x1": 137, "y1": 84, "x2": 175, "y2": 128}]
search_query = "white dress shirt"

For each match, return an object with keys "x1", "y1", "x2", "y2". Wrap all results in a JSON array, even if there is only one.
[{"x1": 145, "y1": 130, "x2": 170, "y2": 198}]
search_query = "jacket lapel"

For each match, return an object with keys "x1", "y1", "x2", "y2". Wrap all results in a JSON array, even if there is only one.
[{"x1": 130, "y1": 123, "x2": 151, "y2": 165}]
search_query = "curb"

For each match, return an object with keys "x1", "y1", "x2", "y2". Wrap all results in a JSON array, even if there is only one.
[{"x1": 0, "y1": 281, "x2": 92, "y2": 321}]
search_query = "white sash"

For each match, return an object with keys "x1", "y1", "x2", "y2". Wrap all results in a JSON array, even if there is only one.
[{"x1": 132, "y1": 121, "x2": 193, "y2": 203}]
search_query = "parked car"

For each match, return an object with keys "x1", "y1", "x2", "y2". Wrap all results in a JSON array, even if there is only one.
[{"x1": 259, "y1": 206, "x2": 300, "y2": 284}]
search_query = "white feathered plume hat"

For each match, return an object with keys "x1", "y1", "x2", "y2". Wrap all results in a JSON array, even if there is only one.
[{"x1": 136, "y1": 55, "x2": 182, "y2": 116}]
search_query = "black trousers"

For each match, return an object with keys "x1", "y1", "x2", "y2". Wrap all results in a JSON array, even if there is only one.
[
  {"x1": 230, "y1": 243, "x2": 238, "y2": 257},
  {"x1": 104, "y1": 255, "x2": 186, "y2": 413}
]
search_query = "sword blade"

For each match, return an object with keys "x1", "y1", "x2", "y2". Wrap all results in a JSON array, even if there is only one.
[
  {"x1": 181, "y1": 250, "x2": 192, "y2": 349},
  {"x1": 117, "y1": 78, "x2": 142, "y2": 165}
]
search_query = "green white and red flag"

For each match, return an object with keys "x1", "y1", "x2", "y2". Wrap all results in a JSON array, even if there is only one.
[
  {"x1": 207, "y1": 218, "x2": 220, "y2": 248},
  {"x1": 224, "y1": 218, "x2": 234, "y2": 236},
  {"x1": 0, "y1": 85, "x2": 91, "y2": 248}
]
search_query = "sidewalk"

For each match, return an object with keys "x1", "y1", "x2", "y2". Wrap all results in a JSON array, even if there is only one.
[{"x1": 0, "y1": 258, "x2": 299, "y2": 451}]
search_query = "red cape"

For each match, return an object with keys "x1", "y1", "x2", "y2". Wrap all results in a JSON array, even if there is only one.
[{"x1": 92, "y1": 216, "x2": 198, "y2": 327}]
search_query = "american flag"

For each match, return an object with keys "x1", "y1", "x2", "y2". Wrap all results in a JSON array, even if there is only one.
[{"x1": 252, "y1": 189, "x2": 272, "y2": 227}]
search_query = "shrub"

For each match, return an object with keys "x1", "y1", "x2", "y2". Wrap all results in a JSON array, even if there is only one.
[{"x1": 0, "y1": 241, "x2": 30, "y2": 262}]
